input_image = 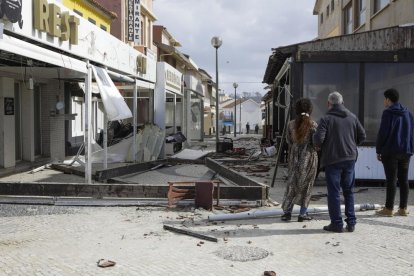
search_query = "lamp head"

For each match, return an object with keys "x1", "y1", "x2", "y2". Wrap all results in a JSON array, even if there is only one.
[
  {"x1": 233, "y1": 82, "x2": 238, "y2": 89},
  {"x1": 211, "y1": 36, "x2": 223, "y2": 48}
]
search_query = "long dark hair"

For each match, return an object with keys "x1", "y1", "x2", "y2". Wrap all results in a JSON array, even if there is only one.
[{"x1": 294, "y1": 98, "x2": 313, "y2": 144}]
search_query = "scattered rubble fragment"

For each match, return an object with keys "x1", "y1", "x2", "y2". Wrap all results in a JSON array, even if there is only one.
[{"x1": 97, "y1": 259, "x2": 116, "y2": 268}]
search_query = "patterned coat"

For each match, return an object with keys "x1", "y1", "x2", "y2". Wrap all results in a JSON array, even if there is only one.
[{"x1": 282, "y1": 119, "x2": 318, "y2": 212}]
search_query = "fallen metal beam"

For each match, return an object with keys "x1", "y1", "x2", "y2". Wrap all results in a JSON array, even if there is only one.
[
  {"x1": 0, "y1": 182, "x2": 266, "y2": 200},
  {"x1": 163, "y1": 224, "x2": 218, "y2": 242},
  {"x1": 0, "y1": 196, "x2": 262, "y2": 207},
  {"x1": 205, "y1": 158, "x2": 266, "y2": 187},
  {"x1": 52, "y1": 159, "x2": 205, "y2": 182}
]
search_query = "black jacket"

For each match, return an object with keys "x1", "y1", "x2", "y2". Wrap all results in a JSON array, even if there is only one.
[
  {"x1": 313, "y1": 104, "x2": 366, "y2": 168},
  {"x1": 376, "y1": 102, "x2": 414, "y2": 156}
]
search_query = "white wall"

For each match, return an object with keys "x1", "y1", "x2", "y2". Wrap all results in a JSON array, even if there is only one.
[
  {"x1": 154, "y1": 63, "x2": 167, "y2": 157},
  {"x1": 0, "y1": 77, "x2": 15, "y2": 167}
]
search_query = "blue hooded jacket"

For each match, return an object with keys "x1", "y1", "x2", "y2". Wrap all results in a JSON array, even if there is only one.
[{"x1": 376, "y1": 102, "x2": 414, "y2": 156}]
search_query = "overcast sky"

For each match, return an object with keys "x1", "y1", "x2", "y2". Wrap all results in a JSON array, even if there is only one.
[{"x1": 153, "y1": 0, "x2": 318, "y2": 97}]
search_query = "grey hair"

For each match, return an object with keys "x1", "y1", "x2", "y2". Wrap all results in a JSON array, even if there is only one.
[{"x1": 328, "y1": 91, "x2": 344, "y2": 105}]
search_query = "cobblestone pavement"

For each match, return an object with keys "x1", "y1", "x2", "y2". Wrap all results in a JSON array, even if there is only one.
[
  {"x1": 1, "y1": 186, "x2": 413, "y2": 276},
  {"x1": 1, "y1": 135, "x2": 413, "y2": 275}
]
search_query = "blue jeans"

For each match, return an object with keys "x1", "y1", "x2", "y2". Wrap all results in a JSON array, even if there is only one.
[{"x1": 325, "y1": 160, "x2": 356, "y2": 227}]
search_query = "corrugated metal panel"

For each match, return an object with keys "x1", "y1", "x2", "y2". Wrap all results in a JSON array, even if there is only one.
[{"x1": 355, "y1": 147, "x2": 414, "y2": 180}]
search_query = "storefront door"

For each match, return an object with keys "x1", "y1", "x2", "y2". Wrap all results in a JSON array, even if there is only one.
[{"x1": 34, "y1": 86, "x2": 41, "y2": 156}]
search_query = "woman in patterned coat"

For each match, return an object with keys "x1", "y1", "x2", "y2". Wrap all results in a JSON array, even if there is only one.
[{"x1": 281, "y1": 98, "x2": 318, "y2": 222}]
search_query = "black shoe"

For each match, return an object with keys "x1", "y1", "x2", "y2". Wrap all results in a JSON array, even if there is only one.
[
  {"x1": 298, "y1": 214, "x2": 313, "y2": 222},
  {"x1": 323, "y1": 224, "x2": 344, "y2": 233},
  {"x1": 346, "y1": 224, "x2": 355, "y2": 232},
  {"x1": 281, "y1": 213, "x2": 291, "y2": 221}
]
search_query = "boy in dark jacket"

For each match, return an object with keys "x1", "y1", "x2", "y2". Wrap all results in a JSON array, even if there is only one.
[{"x1": 376, "y1": 88, "x2": 414, "y2": 217}]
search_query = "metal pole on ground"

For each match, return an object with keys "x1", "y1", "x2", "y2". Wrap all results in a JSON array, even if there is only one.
[{"x1": 208, "y1": 204, "x2": 382, "y2": 221}]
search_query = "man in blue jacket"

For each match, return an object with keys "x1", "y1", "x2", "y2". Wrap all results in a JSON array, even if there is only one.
[
  {"x1": 313, "y1": 92, "x2": 366, "y2": 233},
  {"x1": 376, "y1": 88, "x2": 414, "y2": 217}
]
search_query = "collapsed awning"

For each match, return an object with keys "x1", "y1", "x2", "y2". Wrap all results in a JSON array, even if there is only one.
[
  {"x1": 0, "y1": 33, "x2": 87, "y2": 74},
  {"x1": 90, "y1": 65, "x2": 132, "y2": 121}
]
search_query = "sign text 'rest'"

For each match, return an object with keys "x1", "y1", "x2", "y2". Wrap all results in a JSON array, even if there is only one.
[{"x1": 34, "y1": 0, "x2": 80, "y2": 44}]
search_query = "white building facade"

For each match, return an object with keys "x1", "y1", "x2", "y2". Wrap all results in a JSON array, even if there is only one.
[{"x1": 0, "y1": 0, "x2": 155, "y2": 169}]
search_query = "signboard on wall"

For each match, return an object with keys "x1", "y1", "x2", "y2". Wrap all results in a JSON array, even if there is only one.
[
  {"x1": 127, "y1": 0, "x2": 141, "y2": 45},
  {"x1": 4, "y1": 97, "x2": 14, "y2": 115},
  {"x1": 0, "y1": 0, "x2": 23, "y2": 28},
  {"x1": 0, "y1": 0, "x2": 156, "y2": 81}
]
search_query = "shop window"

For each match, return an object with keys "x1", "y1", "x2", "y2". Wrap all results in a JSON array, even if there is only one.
[
  {"x1": 147, "y1": 21, "x2": 151, "y2": 48},
  {"x1": 88, "y1": 18, "x2": 96, "y2": 25},
  {"x1": 343, "y1": 3, "x2": 353, "y2": 34},
  {"x1": 356, "y1": 0, "x2": 366, "y2": 27},
  {"x1": 374, "y1": 0, "x2": 389, "y2": 14},
  {"x1": 303, "y1": 63, "x2": 360, "y2": 122},
  {"x1": 74, "y1": 9, "x2": 83, "y2": 17},
  {"x1": 364, "y1": 63, "x2": 414, "y2": 143},
  {"x1": 141, "y1": 19, "x2": 145, "y2": 45}
]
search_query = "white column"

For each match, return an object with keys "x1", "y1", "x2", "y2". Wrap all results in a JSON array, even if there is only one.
[
  {"x1": 84, "y1": 62, "x2": 92, "y2": 184},
  {"x1": 133, "y1": 80, "x2": 138, "y2": 162}
]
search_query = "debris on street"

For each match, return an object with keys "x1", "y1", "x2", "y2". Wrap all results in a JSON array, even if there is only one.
[
  {"x1": 97, "y1": 259, "x2": 116, "y2": 268},
  {"x1": 163, "y1": 224, "x2": 218, "y2": 242}
]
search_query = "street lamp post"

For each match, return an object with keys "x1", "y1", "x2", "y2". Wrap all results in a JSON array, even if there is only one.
[
  {"x1": 211, "y1": 36, "x2": 222, "y2": 152},
  {"x1": 233, "y1": 82, "x2": 238, "y2": 137},
  {"x1": 239, "y1": 97, "x2": 242, "y2": 134}
]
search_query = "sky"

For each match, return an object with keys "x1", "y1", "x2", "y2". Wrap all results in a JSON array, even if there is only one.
[{"x1": 153, "y1": 0, "x2": 318, "y2": 97}]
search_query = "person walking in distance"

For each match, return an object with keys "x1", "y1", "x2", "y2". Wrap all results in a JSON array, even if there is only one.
[
  {"x1": 246, "y1": 122, "x2": 250, "y2": 134},
  {"x1": 281, "y1": 98, "x2": 318, "y2": 222},
  {"x1": 313, "y1": 92, "x2": 366, "y2": 233},
  {"x1": 376, "y1": 88, "x2": 414, "y2": 217}
]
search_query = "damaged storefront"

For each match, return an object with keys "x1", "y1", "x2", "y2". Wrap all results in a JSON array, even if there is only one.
[
  {"x1": 154, "y1": 62, "x2": 184, "y2": 157},
  {"x1": 184, "y1": 70, "x2": 204, "y2": 142},
  {"x1": 263, "y1": 25, "x2": 414, "y2": 181},
  {"x1": 0, "y1": 0, "x2": 156, "y2": 176}
]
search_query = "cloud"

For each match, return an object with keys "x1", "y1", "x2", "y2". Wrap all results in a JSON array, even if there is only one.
[{"x1": 154, "y1": 0, "x2": 317, "y2": 95}]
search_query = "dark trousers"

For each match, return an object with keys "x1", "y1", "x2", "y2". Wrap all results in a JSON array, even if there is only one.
[
  {"x1": 325, "y1": 160, "x2": 356, "y2": 227},
  {"x1": 381, "y1": 154, "x2": 411, "y2": 209}
]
